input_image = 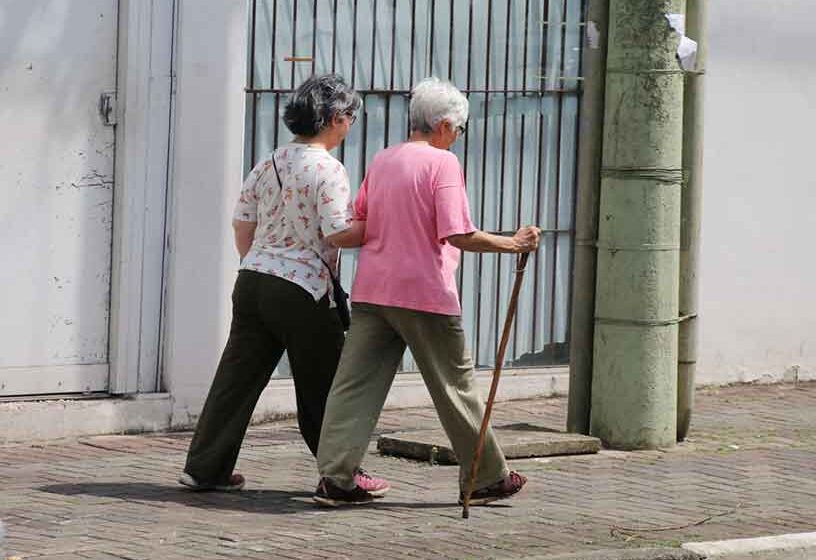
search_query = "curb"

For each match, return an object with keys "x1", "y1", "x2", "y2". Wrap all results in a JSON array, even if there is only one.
[
  {"x1": 682, "y1": 532, "x2": 816, "y2": 558},
  {"x1": 521, "y1": 548, "x2": 702, "y2": 560}
]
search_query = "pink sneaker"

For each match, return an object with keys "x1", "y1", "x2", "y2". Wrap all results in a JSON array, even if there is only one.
[{"x1": 353, "y1": 468, "x2": 390, "y2": 497}]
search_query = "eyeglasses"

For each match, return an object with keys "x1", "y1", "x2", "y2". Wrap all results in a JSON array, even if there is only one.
[
  {"x1": 455, "y1": 123, "x2": 467, "y2": 135},
  {"x1": 345, "y1": 112, "x2": 357, "y2": 125}
]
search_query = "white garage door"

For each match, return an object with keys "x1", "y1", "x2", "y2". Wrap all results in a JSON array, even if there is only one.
[{"x1": 0, "y1": 1, "x2": 118, "y2": 396}]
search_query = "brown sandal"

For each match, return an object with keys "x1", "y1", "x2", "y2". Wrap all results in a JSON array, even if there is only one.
[{"x1": 459, "y1": 471, "x2": 527, "y2": 505}]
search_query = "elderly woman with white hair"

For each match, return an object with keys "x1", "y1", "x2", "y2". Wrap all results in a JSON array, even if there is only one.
[{"x1": 313, "y1": 77, "x2": 540, "y2": 506}]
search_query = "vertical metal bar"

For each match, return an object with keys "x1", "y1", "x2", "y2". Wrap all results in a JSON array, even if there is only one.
[
  {"x1": 331, "y1": 0, "x2": 338, "y2": 73},
  {"x1": 360, "y1": 0, "x2": 377, "y2": 179},
  {"x1": 291, "y1": 0, "x2": 299, "y2": 87},
  {"x1": 522, "y1": 0, "x2": 531, "y2": 93},
  {"x1": 545, "y1": 0, "x2": 563, "y2": 91},
  {"x1": 341, "y1": 0, "x2": 357, "y2": 164},
  {"x1": 475, "y1": 0, "x2": 493, "y2": 366},
  {"x1": 429, "y1": 0, "x2": 436, "y2": 76},
  {"x1": 513, "y1": 116, "x2": 526, "y2": 353},
  {"x1": 351, "y1": 0, "x2": 359, "y2": 87},
  {"x1": 384, "y1": 0, "x2": 397, "y2": 145},
  {"x1": 548, "y1": 0, "x2": 567, "y2": 346},
  {"x1": 274, "y1": 94, "x2": 281, "y2": 148},
  {"x1": 531, "y1": 120, "x2": 543, "y2": 350},
  {"x1": 549, "y1": 229, "x2": 560, "y2": 347},
  {"x1": 564, "y1": 0, "x2": 585, "y2": 347},
  {"x1": 311, "y1": 0, "x2": 318, "y2": 75},
  {"x1": 447, "y1": 0, "x2": 455, "y2": 80},
  {"x1": 333, "y1": 1, "x2": 343, "y2": 162},
  {"x1": 494, "y1": 0, "x2": 513, "y2": 360},
  {"x1": 269, "y1": 1, "x2": 279, "y2": 153},
  {"x1": 513, "y1": 0, "x2": 533, "y2": 353},
  {"x1": 409, "y1": 0, "x2": 417, "y2": 86},
  {"x1": 389, "y1": 0, "x2": 397, "y2": 90},
  {"x1": 370, "y1": 0, "x2": 378, "y2": 88},
  {"x1": 406, "y1": 0, "x2": 417, "y2": 134},
  {"x1": 463, "y1": 0, "x2": 474, "y2": 181},
  {"x1": 360, "y1": 105, "x2": 369, "y2": 177},
  {"x1": 457, "y1": 0, "x2": 469, "y2": 299},
  {"x1": 270, "y1": 0, "x2": 278, "y2": 89},
  {"x1": 250, "y1": 0, "x2": 257, "y2": 90},
  {"x1": 531, "y1": 0, "x2": 549, "y2": 351},
  {"x1": 542, "y1": 0, "x2": 551, "y2": 79},
  {"x1": 250, "y1": 0, "x2": 258, "y2": 165}
]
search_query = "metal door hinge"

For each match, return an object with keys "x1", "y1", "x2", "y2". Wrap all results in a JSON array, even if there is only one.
[{"x1": 99, "y1": 90, "x2": 117, "y2": 126}]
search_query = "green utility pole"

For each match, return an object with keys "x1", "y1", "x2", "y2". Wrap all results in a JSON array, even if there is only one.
[
  {"x1": 590, "y1": 0, "x2": 685, "y2": 449},
  {"x1": 567, "y1": 0, "x2": 610, "y2": 436},
  {"x1": 678, "y1": 0, "x2": 706, "y2": 442}
]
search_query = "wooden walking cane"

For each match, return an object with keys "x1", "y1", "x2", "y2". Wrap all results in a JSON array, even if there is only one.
[{"x1": 462, "y1": 251, "x2": 530, "y2": 519}]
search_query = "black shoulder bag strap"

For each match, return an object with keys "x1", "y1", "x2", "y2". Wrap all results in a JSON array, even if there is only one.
[{"x1": 271, "y1": 155, "x2": 350, "y2": 330}]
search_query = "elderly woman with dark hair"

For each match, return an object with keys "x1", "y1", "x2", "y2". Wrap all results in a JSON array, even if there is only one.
[
  {"x1": 179, "y1": 74, "x2": 388, "y2": 496},
  {"x1": 314, "y1": 77, "x2": 540, "y2": 506}
]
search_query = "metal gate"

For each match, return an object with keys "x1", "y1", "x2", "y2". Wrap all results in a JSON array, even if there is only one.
[{"x1": 246, "y1": 0, "x2": 582, "y2": 371}]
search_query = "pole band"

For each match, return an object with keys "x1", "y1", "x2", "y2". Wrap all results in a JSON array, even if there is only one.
[
  {"x1": 596, "y1": 243, "x2": 679, "y2": 252},
  {"x1": 606, "y1": 68, "x2": 686, "y2": 75},
  {"x1": 594, "y1": 314, "x2": 697, "y2": 327},
  {"x1": 602, "y1": 167, "x2": 684, "y2": 183}
]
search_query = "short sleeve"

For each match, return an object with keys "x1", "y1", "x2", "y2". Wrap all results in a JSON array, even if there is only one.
[
  {"x1": 317, "y1": 159, "x2": 354, "y2": 236},
  {"x1": 353, "y1": 174, "x2": 368, "y2": 221},
  {"x1": 434, "y1": 154, "x2": 476, "y2": 241},
  {"x1": 233, "y1": 158, "x2": 271, "y2": 222}
]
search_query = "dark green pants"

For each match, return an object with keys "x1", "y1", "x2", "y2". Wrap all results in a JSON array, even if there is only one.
[{"x1": 184, "y1": 270, "x2": 344, "y2": 485}]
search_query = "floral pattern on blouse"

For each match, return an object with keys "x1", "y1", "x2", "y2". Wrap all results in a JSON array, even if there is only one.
[{"x1": 233, "y1": 144, "x2": 353, "y2": 304}]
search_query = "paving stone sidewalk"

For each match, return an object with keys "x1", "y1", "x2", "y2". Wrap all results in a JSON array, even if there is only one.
[{"x1": 1, "y1": 381, "x2": 815, "y2": 559}]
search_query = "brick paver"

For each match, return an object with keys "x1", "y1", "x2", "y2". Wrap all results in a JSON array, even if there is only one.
[{"x1": 2, "y1": 382, "x2": 815, "y2": 559}]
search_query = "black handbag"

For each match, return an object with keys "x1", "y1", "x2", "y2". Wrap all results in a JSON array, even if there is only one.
[
  {"x1": 272, "y1": 159, "x2": 350, "y2": 330},
  {"x1": 322, "y1": 259, "x2": 351, "y2": 330}
]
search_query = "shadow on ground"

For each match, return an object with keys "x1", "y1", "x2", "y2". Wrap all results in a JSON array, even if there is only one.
[{"x1": 38, "y1": 482, "x2": 464, "y2": 514}]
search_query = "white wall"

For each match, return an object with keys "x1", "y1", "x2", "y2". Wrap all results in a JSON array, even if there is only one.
[
  {"x1": 160, "y1": 0, "x2": 816, "y2": 432},
  {"x1": 162, "y1": 0, "x2": 249, "y2": 426},
  {"x1": 698, "y1": 0, "x2": 816, "y2": 383}
]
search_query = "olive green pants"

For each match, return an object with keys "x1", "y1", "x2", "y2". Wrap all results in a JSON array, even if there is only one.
[{"x1": 317, "y1": 302, "x2": 508, "y2": 491}]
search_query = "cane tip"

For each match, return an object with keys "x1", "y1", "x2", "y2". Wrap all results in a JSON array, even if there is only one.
[{"x1": 462, "y1": 508, "x2": 469, "y2": 519}]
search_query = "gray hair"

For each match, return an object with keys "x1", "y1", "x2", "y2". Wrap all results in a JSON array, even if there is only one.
[
  {"x1": 283, "y1": 74, "x2": 362, "y2": 136},
  {"x1": 409, "y1": 77, "x2": 469, "y2": 133}
]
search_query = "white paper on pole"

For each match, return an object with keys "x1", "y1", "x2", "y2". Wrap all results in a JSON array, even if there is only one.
[
  {"x1": 677, "y1": 36, "x2": 698, "y2": 71},
  {"x1": 665, "y1": 13, "x2": 686, "y2": 36},
  {"x1": 586, "y1": 21, "x2": 600, "y2": 50},
  {"x1": 665, "y1": 13, "x2": 698, "y2": 72}
]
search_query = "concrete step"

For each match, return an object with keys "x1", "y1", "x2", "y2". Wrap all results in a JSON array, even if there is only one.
[{"x1": 377, "y1": 422, "x2": 601, "y2": 463}]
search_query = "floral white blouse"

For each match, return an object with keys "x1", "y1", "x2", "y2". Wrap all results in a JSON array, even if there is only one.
[{"x1": 234, "y1": 143, "x2": 353, "y2": 304}]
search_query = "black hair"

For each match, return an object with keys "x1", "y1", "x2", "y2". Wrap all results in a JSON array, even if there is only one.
[{"x1": 282, "y1": 74, "x2": 362, "y2": 137}]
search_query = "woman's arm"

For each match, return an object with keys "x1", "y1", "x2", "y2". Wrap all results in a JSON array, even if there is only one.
[
  {"x1": 233, "y1": 219, "x2": 257, "y2": 260},
  {"x1": 326, "y1": 220, "x2": 366, "y2": 248},
  {"x1": 447, "y1": 226, "x2": 540, "y2": 254}
]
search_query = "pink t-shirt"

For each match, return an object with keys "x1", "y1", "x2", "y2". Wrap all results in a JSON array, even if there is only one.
[{"x1": 351, "y1": 142, "x2": 476, "y2": 316}]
